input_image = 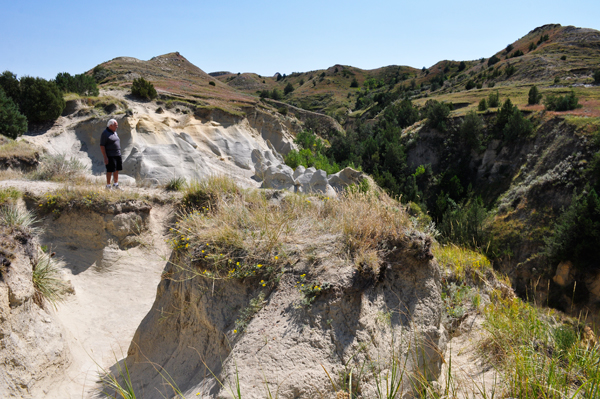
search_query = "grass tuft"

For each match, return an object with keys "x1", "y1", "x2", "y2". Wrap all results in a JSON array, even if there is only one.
[
  {"x1": 164, "y1": 176, "x2": 186, "y2": 192},
  {"x1": 32, "y1": 250, "x2": 70, "y2": 309},
  {"x1": 0, "y1": 204, "x2": 39, "y2": 234}
]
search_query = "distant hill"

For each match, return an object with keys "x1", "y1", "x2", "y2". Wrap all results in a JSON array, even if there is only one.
[
  {"x1": 89, "y1": 52, "x2": 257, "y2": 112},
  {"x1": 89, "y1": 24, "x2": 600, "y2": 120}
]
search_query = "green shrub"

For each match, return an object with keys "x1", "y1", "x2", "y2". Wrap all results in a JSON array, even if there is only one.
[
  {"x1": 504, "y1": 64, "x2": 516, "y2": 77},
  {"x1": 528, "y1": 85, "x2": 542, "y2": 105},
  {"x1": 0, "y1": 87, "x2": 27, "y2": 139},
  {"x1": 384, "y1": 99, "x2": 419, "y2": 128},
  {"x1": 478, "y1": 98, "x2": 488, "y2": 111},
  {"x1": 503, "y1": 105, "x2": 533, "y2": 141},
  {"x1": 465, "y1": 80, "x2": 476, "y2": 90},
  {"x1": 270, "y1": 88, "x2": 282, "y2": 101},
  {"x1": 488, "y1": 90, "x2": 500, "y2": 108},
  {"x1": 54, "y1": 72, "x2": 99, "y2": 96},
  {"x1": 593, "y1": 70, "x2": 600, "y2": 85},
  {"x1": 544, "y1": 91, "x2": 581, "y2": 111},
  {"x1": 422, "y1": 99, "x2": 451, "y2": 132},
  {"x1": 459, "y1": 111, "x2": 484, "y2": 149},
  {"x1": 131, "y1": 77, "x2": 157, "y2": 100},
  {"x1": 284, "y1": 82, "x2": 294, "y2": 95},
  {"x1": 488, "y1": 55, "x2": 500, "y2": 67},
  {"x1": 19, "y1": 76, "x2": 65, "y2": 123},
  {"x1": 209, "y1": 81, "x2": 216, "y2": 86},
  {"x1": 560, "y1": 55, "x2": 567, "y2": 61},
  {"x1": 350, "y1": 77, "x2": 359, "y2": 88},
  {"x1": 510, "y1": 50, "x2": 524, "y2": 58},
  {"x1": 439, "y1": 196, "x2": 488, "y2": 248},
  {"x1": 284, "y1": 130, "x2": 339, "y2": 174}
]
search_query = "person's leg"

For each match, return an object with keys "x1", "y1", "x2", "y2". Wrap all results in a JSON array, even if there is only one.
[
  {"x1": 113, "y1": 170, "x2": 119, "y2": 184},
  {"x1": 106, "y1": 172, "x2": 112, "y2": 185}
]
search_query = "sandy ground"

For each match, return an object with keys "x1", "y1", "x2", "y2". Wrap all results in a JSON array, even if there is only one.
[
  {"x1": 439, "y1": 313, "x2": 504, "y2": 399},
  {"x1": 1, "y1": 179, "x2": 174, "y2": 398}
]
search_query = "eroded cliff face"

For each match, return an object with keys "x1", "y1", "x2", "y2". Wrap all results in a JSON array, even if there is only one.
[
  {"x1": 25, "y1": 90, "x2": 300, "y2": 187},
  {"x1": 404, "y1": 114, "x2": 599, "y2": 320},
  {"x1": 124, "y1": 231, "x2": 446, "y2": 399},
  {"x1": 0, "y1": 224, "x2": 70, "y2": 398}
]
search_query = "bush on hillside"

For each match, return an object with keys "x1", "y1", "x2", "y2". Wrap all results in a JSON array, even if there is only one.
[
  {"x1": 488, "y1": 55, "x2": 500, "y2": 67},
  {"x1": 494, "y1": 98, "x2": 532, "y2": 141},
  {"x1": 284, "y1": 82, "x2": 294, "y2": 95},
  {"x1": 503, "y1": 106, "x2": 533, "y2": 141},
  {"x1": 478, "y1": 98, "x2": 488, "y2": 111},
  {"x1": 350, "y1": 77, "x2": 359, "y2": 88},
  {"x1": 593, "y1": 70, "x2": 600, "y2": 85},
  {"x1": 54, "y1": 72, "x2": 99, "y2": 96},
  {"x1": 384, "y1": 99, "x2": 420, "y2": 128},
  {"x1": 458, "y1": 61, "x2": 466, "y2": 72},
  {"x1": 270, "y1": 88, "x2": 282, "y2": 101},
  {"x1": 465, "y1": 80, "x2": 476, "y2": 90},
  {"x1": 19, "y1": 76, "x2": 65, "y2": 124},
  {"x1": 131, "y1": 77, "x2": 157, "y2": 100},
  {"x1": 0, "y1": 88, "x2": 27, "y2": 139},
  {"x1": 438, "y1": 196, "x2": 488, "y2": 248},
  {"x1": 505, "y1": 64, "x2": 516, "y2": 77},
  {"x1": 422, "y1": 100, "x2": 451, "y2": 132},
  {"x1": 488, "y1": 90, "x2": 500, "y2": 108},
  {"x1": 459, "y1": 111, "x2": 484, "y2": 149},
  {"x1": 544, "y1": 91, "x2": 580, "y2": 111},
  {"x1": 528, "y1": 85, "x2": 542, "y2": 105}
]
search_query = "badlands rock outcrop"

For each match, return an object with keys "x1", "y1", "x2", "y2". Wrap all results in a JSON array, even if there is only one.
[
  {"x1": 0, "y1": 222, "x2": 70, "y2": 397},
  {"x1": 124, "y1": 225, "x2": 446, "y2": 398}
]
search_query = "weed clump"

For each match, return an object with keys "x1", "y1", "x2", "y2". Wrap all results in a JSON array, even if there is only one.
[
  {"x1": 33, "y1": 153, "x2": 87, "y2": 182},
  {"x1": 32, "y1": 250, "x2": 70, "y2": 309},
  {"x1": 169, "y1": 176, "x2": 410, "y2": 295}
]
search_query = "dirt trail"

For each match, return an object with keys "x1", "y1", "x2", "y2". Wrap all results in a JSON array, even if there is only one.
[{"x1": 1, "y1": 179, "x2": 174, "y2": 398}]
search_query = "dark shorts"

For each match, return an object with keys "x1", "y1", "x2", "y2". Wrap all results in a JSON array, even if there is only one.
[{"x1": 106, "y1": 156, "x2": 122, "y2": 173}]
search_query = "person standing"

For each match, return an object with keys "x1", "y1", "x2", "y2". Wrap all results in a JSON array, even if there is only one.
[{"x1": 100, "y1": 119, "x2": 122, "y2": 190}]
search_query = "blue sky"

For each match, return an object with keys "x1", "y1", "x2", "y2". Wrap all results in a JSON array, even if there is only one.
[{"x1": 2, "y1": 0, "x2": 599, "y2": 80}]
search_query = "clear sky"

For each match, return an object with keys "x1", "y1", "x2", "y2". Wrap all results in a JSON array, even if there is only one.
[{"x1": 2, "y1": 0, "x2": 599, "y2": 80}]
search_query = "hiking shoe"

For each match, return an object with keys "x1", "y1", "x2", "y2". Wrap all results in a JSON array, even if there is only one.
[
  {"x1": 113, "y1": 184, "x2": 123, "y2": 190},
  {"x1": 105, "y1": 184, "x2": 112, "y2": 190}
]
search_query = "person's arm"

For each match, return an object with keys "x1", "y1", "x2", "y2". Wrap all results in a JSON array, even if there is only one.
[{"x1": 100, "y1": 146, "x2": 108, "y2": 165}]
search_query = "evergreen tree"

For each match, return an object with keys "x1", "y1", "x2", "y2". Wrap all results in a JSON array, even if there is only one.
[
  {"x1": 0, "y1": 71, "x2": 21, "y2": 103},
  {"x1": 284, "y1": 82, "x2": 294, "y2": 95},
  {"x1": 528, "y1": 85, "x2": 542, "y2": 105},
  {"x1": 0, "y1": 87, "x2": 27, "y2": 139},
  {"x1": 19, "y1": 76, "x2": 65, "y2": 123}
]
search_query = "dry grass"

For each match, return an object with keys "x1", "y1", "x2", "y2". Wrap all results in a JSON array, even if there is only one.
[
  {"x1": 0, "y1": 137, "x2": 39, "y2": 160},
  {"x1": 169, "y1": 176, "x2": 410, "y2": 282},
  {"x1": 33, "y1": 186, "x2": 144, "y2": 217}
]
